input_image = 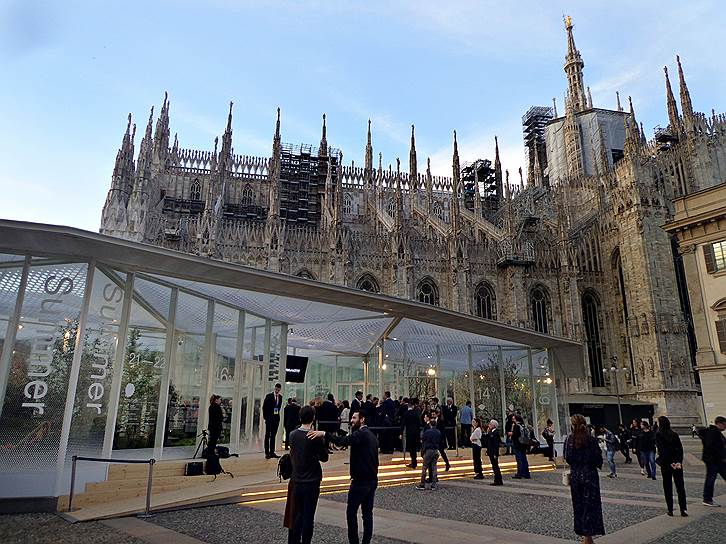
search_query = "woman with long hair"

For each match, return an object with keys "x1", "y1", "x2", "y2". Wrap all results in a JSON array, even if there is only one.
[
  {"x1": 470, "y1": 417, "x2": 484, "y2": 479},
  {"x1": 565, "y1": 414, "x2": 605, "y2": 543},
  {"x1": 656, "y1": 415, "x2": 688, "y2": 516}
]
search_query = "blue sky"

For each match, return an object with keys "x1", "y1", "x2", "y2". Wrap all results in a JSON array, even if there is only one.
[{"x1": 1, "y1": 0, "x2": 725, "y2": 232}]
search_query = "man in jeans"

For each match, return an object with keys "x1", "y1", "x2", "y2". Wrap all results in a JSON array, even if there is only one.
[
  {"x1": 288, "y1": 405, "x2": 329, "y2": 544},
  {"x1": 308, "y1": 411, "x2": 379, "y2": 544},
  {"x1": 599, "y1": 425, "x2": 619, "y2": 478},
  {"x1": 416, "y1": 418, "x2": 441, "y2": 490},
  {"x1": 459, "y1": 400, "x2": 473, "y2": 447},
  {"x1": 700, "y1": 415, "x2": 726, "y2": 507}
]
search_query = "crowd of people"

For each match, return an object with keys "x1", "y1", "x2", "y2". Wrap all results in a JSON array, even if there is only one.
[{"x1": 247, "y1": 386, "x2": 726, "y2": 544}]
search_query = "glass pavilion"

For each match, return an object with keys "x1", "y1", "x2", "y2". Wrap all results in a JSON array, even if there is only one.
[{"x1": 0, "y1": 220, "x2": 584, "y2": 500}]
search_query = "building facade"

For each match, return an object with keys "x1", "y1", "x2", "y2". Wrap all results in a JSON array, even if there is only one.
[
  {"x1": 665, "y1": 184, "x2": 726, "y2": 423},
  {"x1": 101, "y1": 18, "x2": 726, "y2": 425}
]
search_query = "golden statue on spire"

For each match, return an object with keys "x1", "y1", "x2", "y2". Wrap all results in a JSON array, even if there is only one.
[{"x1": 564, "y1": 15, "x2": 573, "y2": 29}]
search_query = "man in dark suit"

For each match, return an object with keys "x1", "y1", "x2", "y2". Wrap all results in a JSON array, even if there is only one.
[
  {"x1": 486, "y1": 419, "x2": 503, "y2": 486},
  {"x1": 361, "y1": 394, "x2": 375, "y2": 427},
  {"x1": 351, "y1": 391, "x2": 363, "y2": 419},
  {"x1": 379, "y1": 391, "x2": 396, "y2": 454},
  {"x1": 262, "y1": 382, "x2": 283, "y2": 459},
  {"x1": 401, "y1": 398, "x2": 422, "y2": 468},
  {"x1": 283, "y1": 397, "x2": 301, "y2": 450},
  {"x1": 442, "y1": 398, "x2": 458, "y2": 450}
]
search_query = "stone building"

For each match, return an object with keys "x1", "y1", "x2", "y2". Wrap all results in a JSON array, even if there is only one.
[{"x1": 101, "y1": 17, "x2": 726, "y2": 425}]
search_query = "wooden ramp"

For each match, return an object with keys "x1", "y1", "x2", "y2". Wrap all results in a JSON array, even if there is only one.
[{"x1": 60, "y1": 450, "x2": 555, "y2": 522}]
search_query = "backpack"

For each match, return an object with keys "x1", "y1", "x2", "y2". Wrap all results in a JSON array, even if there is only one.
[
  {"x1": 277, "y1": 453, "x2": 293, "y2": 482},
  {"x1": 518, "y1": 424, "x2": 530, "y2": 446},
  {"x1": 205, "y1": 452, "x2": 223, "y2": 475}
]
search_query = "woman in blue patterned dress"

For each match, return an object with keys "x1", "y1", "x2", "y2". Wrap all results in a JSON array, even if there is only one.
[{"x1": 565, "y1": 414, "x2": 605, "y2": 543}]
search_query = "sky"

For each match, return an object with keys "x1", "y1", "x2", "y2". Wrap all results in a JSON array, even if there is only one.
[{"x1": 1, "y1": 0, "x2": 725, "y2": 232}]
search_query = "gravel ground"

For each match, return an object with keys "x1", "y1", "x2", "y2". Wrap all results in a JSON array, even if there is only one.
[
  {"x1": 151, "y1": 503, "x2": 408, "y2": 544},
  {"x1": 646, "y1": 512, "x2": 726, "y2": 544},
  {"x1": 326, "y1": 481, "x2": 661, "y2": 542},
  {"x1": 0, "y1": 513, "x2": 145, "y2": 544}
]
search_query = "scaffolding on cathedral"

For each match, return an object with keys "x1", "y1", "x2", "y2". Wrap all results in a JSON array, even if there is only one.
[{"x1": 522, "y1": 105, "x2": 553, "y2": 186}]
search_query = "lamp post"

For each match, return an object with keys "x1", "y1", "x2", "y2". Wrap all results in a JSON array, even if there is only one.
[{"x1": 603, "y1": 357, "x2": 626, "y2": 426}]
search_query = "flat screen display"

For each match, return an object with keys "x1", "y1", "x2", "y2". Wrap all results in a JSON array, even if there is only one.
[{"x1": 285, "y1": 355, "x2": 309, "y2": 383}]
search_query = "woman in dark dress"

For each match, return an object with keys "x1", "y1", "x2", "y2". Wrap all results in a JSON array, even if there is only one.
[
  {"x1": 565, "y1": 414, "x2": 605, "y2": 543},
  {"x1": 655, "y1": 416, "x2": 688, "y2": 517},
  {"x1": 207, "y1": 394, "x2": 224, "y2": 456}
]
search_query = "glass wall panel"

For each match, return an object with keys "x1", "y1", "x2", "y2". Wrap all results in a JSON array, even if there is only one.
[
  {"x1": 0, "y1": 256, "x2": 23, "y2": 376},
  {"x1": 164, "y1": 292, "x2": 207, "y2": 449},
  {"x1": 306, "y1": 356, "x2": 334, "y2": 402},
  {"x1": 472, "y1": 348, "x2": 503, "y2": 423},
  {"x1": 113, "y1": 279, "x2": 170, "y2": 451},
  {"x1": 268, "y1": 324, "x2": 281, "y2": 385},
  {"x1": 532, "y1": 349, "x2": 556, "y2": 437},
  {"x1": 67, "y1": 268, "x2": 127, "y2": 459},
  {"x1": 502, "y1": 348, "x2": 534, "y2": 426},
  {"x1": 211, "y1": 304, "x2": 238, "y2": 445},
  {"x1": 0, "y1": 260, "x2": 88, "y2": 496}
]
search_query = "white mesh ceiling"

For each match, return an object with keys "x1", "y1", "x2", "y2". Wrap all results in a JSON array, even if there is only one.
[{"x1": 287, "y1": 317, "x2": 393, "y2": 355}]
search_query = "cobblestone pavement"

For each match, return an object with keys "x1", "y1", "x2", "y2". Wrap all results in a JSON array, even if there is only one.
[
  {"x1": 0, "y1": 513, "x2": 145, "y2": 544},
  {"x1": 150, "y1": 503, "x2": 409, "y2": 544},
  {"x1": 645, "y1": 512, "x2": 726, "y2": 543}
]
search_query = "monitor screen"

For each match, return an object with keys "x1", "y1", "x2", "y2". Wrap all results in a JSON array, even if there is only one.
[{"x1": 285, "y1": 355, "x2": 309, "y2": 383}]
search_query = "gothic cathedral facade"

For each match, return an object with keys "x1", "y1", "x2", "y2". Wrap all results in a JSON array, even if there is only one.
[{"x1": 101, "y1": 19, "x2": 726, "y2": 425}]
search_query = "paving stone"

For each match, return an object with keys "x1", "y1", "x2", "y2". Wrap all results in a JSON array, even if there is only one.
[{"x1": 0, "y1": 513, "x2": 145, "y2": 544}]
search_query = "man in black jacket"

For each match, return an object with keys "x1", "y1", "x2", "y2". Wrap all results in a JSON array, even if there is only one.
[
  {"x1": 351, "y1": 391, "x2": 363, "y2": 419},
  {"x1": 486, "y1": 419, "x2": 503, "y2": 486},
  {"x1": 401, "y1": 399, "x2": 422, "y2": 468},
  {"x1": 700, "y1": 415, "x2": 726, "y2": 506},
  {"x1": 511, "y1": 416, "x2": 531, "y2": 479},
  {"x1": 262, "y1": 383, "x2": 283, "y2": 459},
  {"x1": 379, "y1": 391, "x2": 396, "y2": 454},
  {"x1": 284, "y1": 398, "x2": 301, "y2": 450},
  {"x1": 288, "y1": 405, "x2": 329, "y2": 544},
  {"x1": 308, "y1": 411, "x2": 379, "y2": 544},
  {"x1": 442, "y1": 398, "x2": 457, "y2": 450}
]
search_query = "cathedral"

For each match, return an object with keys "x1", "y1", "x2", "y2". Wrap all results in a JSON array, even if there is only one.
[{"x1": 100, "y1": 18, "x2": 726, "y2": 425}]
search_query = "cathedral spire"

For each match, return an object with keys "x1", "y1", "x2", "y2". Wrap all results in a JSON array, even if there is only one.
[
  {"x1": 587, "y1": 86, "x2": 593, "y2": 109},
  {"x1": 319, "y1": 114, "x2": 328, "y2": 157},
  {"x1": 676, "y1": 55, "x2": 695, "y2": 133},
  {"x1": 664, "y1": 66, "x2": 681, "y2": 134},
  {"x1": 552, "y1": 97, "x2": 558, "y2": 117},
  {"x1": 275, "y1": 107, "x2": 281, "y2": 142},
  {"x1": 409, "y1": 124, "x2": 418, "y2": 191},
  {"x1": 494, "y1": 136, "x2": 503, "y2": 201},
  {"x1": 616, "y1": 91, "x2": 623, "y2": 112},
  {"x1": 563, "y1": 15, "x2": 587, "y2": 113},
  {"x1": 268, "y1": 108, "x2": 282, "y2": 219},
  {"x1": 153, "y1": 92, "x2": 170, "y2": 166},
  {"x1": 425, "y1": 157, "x2": 433, "y2": 214},
  {"x1": 451, "y1": 131, "x2": 461, "y2": 233},
  {"x1": 395, "y1": 157, "x2": 404, "y2": 226},
  {"x1": 220, "y1": 101, "x2": 234, "y2": 164},
  {"x1": 628, "y1": 95, "x2": 637, "y2": 129}
]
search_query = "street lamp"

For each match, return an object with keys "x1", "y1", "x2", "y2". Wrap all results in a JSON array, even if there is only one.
[{"x1": 603, "y1": 356, "x2": 626, "y2": 425}]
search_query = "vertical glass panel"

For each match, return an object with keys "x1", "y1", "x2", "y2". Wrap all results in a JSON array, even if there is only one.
[
  {"x1": 0, "y1": 261, "x2": 88, "y2": 497},
  {"x1": 67, "y1": 268, "x2": 127, "y2": 459},
  {"x1": 502, "y1": 348, "x2": 534, "y2": 426},
  {"x1": 532, "y1": 349, "x2": 556, "y2": 436},
  {"x1": 211, "y1": 304, "x2": 238, "y2": 445},
  {"x1": 113, "y1": 278, "x2": 170, "y2": 451},
  {"x1": 472, "y1": 348, "x2": 503, "y2": 423},
  {"x1": 0, "y1": 258, "x2": 23, "y2": 368},
  {"x1": 268, "y1": 324, "x2": 281, "y2": 385},
  {"x1": 164, "y1": 292, "x2": 207, "y2": 449},
  {"x1": 306, "y1": 357, "x2": 333, "y2": 401}
]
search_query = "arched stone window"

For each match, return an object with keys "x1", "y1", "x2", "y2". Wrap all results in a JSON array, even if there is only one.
[
  {"x1": 474, "y1": 282, "x2": 496, "y2": 320},
  {"x1": 582, "y1": 290, "x2": 605, "y2": 387},
  {"x1": 530, "y1": 285, "x2": 550, "y2": 334},
  {"x1": 387, "y1": 199, "x2": 395, "y2": 217},
  {"x1": 356, "y1": 273, "x2": 380, "y2": 293},
  {"x1": 343, "y1": 193, "x2": 353, "y2": 215},
  {"x1": 433, "y1": 201, "x2": 444, "y2": 220},
  {"x1": 242, "y1": 184, "x2": 254, "y2": 206},
  {"x1": 190, "y1": 179, "x2": 202, "y2": 201},
  {"x1": 417, "y1": 277, "x2": 439, "y2": 306},
  {"x1": 295, "y1": 269, "x2": 316, "y2": 280}
]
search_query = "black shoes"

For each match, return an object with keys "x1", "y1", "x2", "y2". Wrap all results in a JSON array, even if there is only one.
[
  {"x1": 490, "y1": 482, "x2": 503, "y2": 486},
  {"x1": 267, "y1": 452, "x2": 280, "y2": 459},
  {"x1": 681, "y1": 511, "x2": 688, "y2": 517},
  {"x1": 667, "y1": 511, "x2": 673, "y2": 517},
  {"x1": 473, "y1": 474, "x2": 484, "y2": 480}
]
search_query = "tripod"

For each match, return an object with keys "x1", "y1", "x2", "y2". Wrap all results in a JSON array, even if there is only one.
[{"x1": 193, "y1": 430, "x2": 209, "y2": 459}]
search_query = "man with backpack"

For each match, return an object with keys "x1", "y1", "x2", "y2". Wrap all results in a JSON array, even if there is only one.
[
  {"x1": 308, "y1": 410, "x2": 379, "y2": 544},
  {"x1": 511, "y1": 415, "x2": 531, "y2": 479},
  {"x1": 598, "y1": 425, "x2": 620, "y2": 478},
  {"x1": 699, "y1": 415, "x2": 726, "y2": 507},
  {"x1": 286, "y1": 405, "x2": 329, "y2": 544}
]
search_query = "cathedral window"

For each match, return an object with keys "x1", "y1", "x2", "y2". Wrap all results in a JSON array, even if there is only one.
[
  {"x1": 190, "y1": 180, "x2": 202, "y2": 201},
  {"x1": 343, "y1": 193, "x2": 353, "y2": 215},
  {"x1": 582, "y1": 291, "x2": 605, "y2": 387},
  {"x1": 356, "y1": 274, "x2": 380, "y2": 293},
  {"x1": 242, "y1": 184, "x2": 254, "y2": 206},
  {"x1": 295, "y1": 269, "x2": 316, "y2": 280},
  {"x1": 387, "y1": 199, "x2": 395, "y2": 217},
  {"x1": 474, "y1": 282, "x2": 496, "y2": 320},
  {"x1": 433, "y1": 201, "x2": 444, "y2": 220},
  {"x1": 529, "y1": 285, "x2": 549, "y2": 334},
  {"x1": 714, "y1": 300, "x2": 726, "y2": 354},
  {"x1": 704, "y1": 240, "x2": 726, "y2": 273},
  {"x1": 417, "y1": 278, "x2": 439, "y2": 306}
]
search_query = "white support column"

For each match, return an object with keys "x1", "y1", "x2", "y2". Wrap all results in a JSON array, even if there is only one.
[
  {"x1": 0, "y1": 255, "x2": 30, "y2": 417},
  {"x1": 244, "y1": 327, "x2": 257, "y2": 444},
  {"x1": 363, "y1": 354, "x2": 369, "y2": 397},
  {"x1": 263, "y1": 320, "x2": 272, "y2": 389},
  {"x1": 276, "y1": 323, "x2": 288, "y2": 448},
  {"x1": 498, "y1": 347, "x2": 507, "y2": 424},
  {"x1": 231, "y1": 310, "x2": 245, "y2": 453},
  {"x1": 528, "y1": 349, "x2": 538, "y2": 430},
  {"x1": 378, "y1": 343, "x2": 384, "y2": 396},
  {"x1": 436, "y1": 344, "x2": 442, "y2": 400},
  {"x1": 200, "y1": 300, "x2": 216, "y2": 436},
  {"x1": 153, "y1": 288, "x2": 179, "y2": 460},
  {"x1": 550, "y1": 348, "x2": 565, "y2": 440},
  {"x1": 467, "y1": 345, "x2": 475, "y2": 417},
  {"x1": 102, "y1": 272, "x2": 134, "y2": 458},
  {"x1": 54, "y1": 262, "x2": 96, "y2": 494},
  {"x1": 402, "y1": 342, "x2": 408, "y2": 398}
]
